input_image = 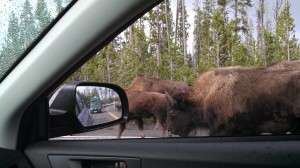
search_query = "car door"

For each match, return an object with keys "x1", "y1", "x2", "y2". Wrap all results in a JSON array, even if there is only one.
[{"x1": 1, "y1": 0, "x2": 300, "y2": 168}]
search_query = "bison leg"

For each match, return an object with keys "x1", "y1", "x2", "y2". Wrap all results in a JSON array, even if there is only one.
[
  {"x1": 117, "y1": 122, "x2": 126, "y2": 138},
  {"x1": 153, "y1": 120, "x2": 160, "y2": 130},
  {"x1": 155, "y1": 118, "x2": 168, "y2": 137},
  {"x1": 136, "y1": 118, "x2": 145, "y2": 138},
  {"x1": 160, "y1": 122, "x2": 172, "y2": 137},
  {"x1": 161, "y1": 123, "x2": 167, "y2": 137}
]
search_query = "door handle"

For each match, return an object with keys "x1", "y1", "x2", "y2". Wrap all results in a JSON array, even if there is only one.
[
  {"x1": 115, "y1": 161, "x2": 126, "y2": 168},
  {"x1": 82, "y1": 160, "x2": 126, "y2": 168},
  {"x1": 48, "y1": 155, "x2": 140, "y2": 168}
]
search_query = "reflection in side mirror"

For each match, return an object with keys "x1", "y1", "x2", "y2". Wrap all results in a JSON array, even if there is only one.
[
  {"x1": 76, "y1": 86, "x2": 122, "y2": 127},
  {"x1": 48, "y1": 82, "x2": 128, "y2": 138}
]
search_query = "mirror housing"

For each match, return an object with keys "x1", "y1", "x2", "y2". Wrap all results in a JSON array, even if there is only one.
[{"x1": 48, "y1": 82, "x2": 128, "y2": 138}]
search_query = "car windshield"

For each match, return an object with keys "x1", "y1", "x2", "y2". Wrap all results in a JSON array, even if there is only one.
[{"x1": 0, "y1": 0, "x2": 73, "y2": 81}]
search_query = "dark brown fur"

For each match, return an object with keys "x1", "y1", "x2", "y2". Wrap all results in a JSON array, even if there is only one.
[
  {"x1": 115, "y1": 101, "x2": 122, "y2": 112},
  {"x1": 166, "y1": 67, "x2": 300, "y2": 136},
  {"x1": 126, "y1": 76, "x2": 191, "y2": 97},
  {"x1": 267, "y1": 60, "x2": 300, "y2": 70},
  {"x1": 117, "y1": 91, "x2": 169, "y2": 138},
  {"x1": 126, "y1": 76, "x2": 191, "y2": 130}
]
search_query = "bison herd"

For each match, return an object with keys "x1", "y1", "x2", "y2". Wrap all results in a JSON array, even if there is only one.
[{"x1": 117, "y1": 60, "x2": 300, "y2": 138}]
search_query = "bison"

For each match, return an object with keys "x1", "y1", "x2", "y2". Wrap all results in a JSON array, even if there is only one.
[
  {"x1": 267, "y1": 60, "x2": 300, "y2": 70},
  {"x1": 166, "y1": 67, "x2": 300, "y2": 136},
  {"x1": 126, "y1": 76, "x2": 191, "y2": 97},
  {"x1": 126, "y1": 76, "x2": 191, "y2": 130},
  {"x1": 117, "y1": 91, "x2": 169, "y2": 138},
  {"x1": 114, "y1": 101, "x2": 122, "y2": 112}
]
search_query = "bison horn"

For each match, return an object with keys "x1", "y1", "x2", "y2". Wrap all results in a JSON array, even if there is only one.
[{"x1": 165, "y1": 91, "x2": 177, "y2": 107}]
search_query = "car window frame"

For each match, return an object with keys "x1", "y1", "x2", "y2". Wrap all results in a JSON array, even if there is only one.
[{"x1": 10, "y1": 0, "x2": 164, "y2": 150}]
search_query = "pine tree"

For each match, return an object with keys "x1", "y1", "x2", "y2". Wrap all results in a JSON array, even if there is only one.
[
  {"x1": 54, "y1": 0, "x2": 64, "y2": 14},
  {"x1": 0, "y1": 12, "x2": 22, "y2": 77},
  {"x1": 181, "y1": 0, "x2": 188, "y2": 65},
  {"x1": 176, "y1": 0, "x2": 190, "y2": 60},
  {"x1": 276, "y1": 0, "x2": 295, "y2": 61},
  {"x1": 211, "y1": 8, "x2": 226, "y2": 67},
  {"x1": 19, "y1": 0, "x2": 36, "y2": 49},
  {"x1": 257, "y1": 0, "x2": 266, "y2": 65},
  {"x1": 148, "y1": 6, "x2": 162, "y2": 76},
  {"x1": 65, "y1": 0, "x2": 300, "y2": 88},
  {"x1": 193, "y1": 0, "x2": 202, "y2": 76},
  {"x1": 273, "y1": 0, "x2": 284, "y2": 22},
  {"x1": 230, "y1": 0, "x2": 252, "y2": 35},
  {"x1": 35, "y1": 0, "x2": 52, "y2": 31},
  {"x1": 162, "y1": 0, "x2": 175, "y2": 80},
  {"x1": 223, "y1": 0, "x2": 251, "y2": 66},
  {"x1": 174, "y1": 0, "x2": 192, "y2": 81},
  {"x1": 243, "y1": 18, "x2": 256, "y2": 66},
  {"x1": 149, "y1": 2, "x2": 174, "y2": 79},
  {"x1": 289, "y1": 35, "x2": 300, "y2": 60},
  {"x1": 200, "y1": 0, "x2": 216, "y2": 68}
]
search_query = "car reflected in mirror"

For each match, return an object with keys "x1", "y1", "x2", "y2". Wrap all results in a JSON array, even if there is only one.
[
  {"x1": 48, "y1": 82, "x2": 128, "y2": 138},
  {"x1": 76, "y1": 86, "x2": 122, "y2": 127}
]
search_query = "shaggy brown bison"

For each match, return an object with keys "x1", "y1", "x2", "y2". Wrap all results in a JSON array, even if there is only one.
[
  {"x1": 126, "y1": 76, "x2": 191, "y2": 97},
  {"x1": 117, "y1": 91, "x2": 169, "y2": 138},
  {"x1": 126, "y1": 76, "x2": 191, "y2": 130},
  {"x1": 267, "y1": 60, "x2": 300, "y2": 70},
  {"x1": 114, "y1": 101, "x2": 122, "y2": 112},
  {"x1": 166, "y1": 67, "x2": 300, "y2": 136}
]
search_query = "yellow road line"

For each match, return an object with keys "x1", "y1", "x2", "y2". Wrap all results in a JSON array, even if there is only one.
[{"x1": 108, "y1": 111, "x2": 119, "y2": 120}]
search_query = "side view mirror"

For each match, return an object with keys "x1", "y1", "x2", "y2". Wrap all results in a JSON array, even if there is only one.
[{"x1": 48, "y1": 82, "x2": 128, "y2": 138}]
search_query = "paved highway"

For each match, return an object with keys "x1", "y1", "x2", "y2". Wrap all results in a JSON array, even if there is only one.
[
  {"x1": 89, "y1": 104, "x2": 121, "y2": 125},
  {"x1": 51, "y1": 104, "x2": 208, "y2": 140}
]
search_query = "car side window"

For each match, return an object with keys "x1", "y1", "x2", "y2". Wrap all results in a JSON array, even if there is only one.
[{"x1": 50, "y1": 0, "x2": 300, "y2": 140}]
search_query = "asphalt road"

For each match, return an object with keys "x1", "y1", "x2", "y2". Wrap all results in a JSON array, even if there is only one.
[
  {"x1": 53, "y1": 122, "x2": 213, "y2": 140},
  {"x1": 51, "y1": 104, "x2": 208, "y2": 140},
  {"x1": 53, "y1": 104, "x2": 286, "y2": 140},
  {"x1": 90, "y1": 104, "x2": 121, "y2": 125},
  {"x1": 51, "y1": 123, "x2": 168, "y2": 140},
  {"x1": 76, "y1": 123, "x2": 167, "y2": 139}
]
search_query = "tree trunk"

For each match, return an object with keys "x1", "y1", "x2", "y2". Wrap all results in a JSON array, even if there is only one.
[
  {"x1": 164, "y1": 0, "x2": 170, "y2": 50},
  {"x1": 260, "y1": 0, "x2": 266, "y2": 66},
  {"x1": 287, "y1": 23, "x2": 290, "y2": 61},
  {"x1": 216, "y1": 40, "x2": 220, "y2": 67},
  {"x1": 273, "y1": 0, "x2": 283, "y2": 21},
  {"x1": 181, "y1": 0, "x2": 187, "y2": 65},
  {"x1": 286, "y1": 0, "x2": 290, "y2": 61},
  {"x1": 106, "y1": 51, "x2": 111, "y2": 83},
  {"x1": 164, "y1": 0, "x2": 173, "y2": 80},
  {"x1": 156, "y1": 9, "x2": 161, "y2": 65},
  {"x1": 234, "y1": 0, "x2": 238, "y2": 35},
  {"x1": 174, "y1": 0, "x2": 180, "y2": 45},
  {"x1": 129, "y1": 26, "x2": 134, "y2": 49},
  {"x1": 83, "y1": 64, "x2": 88, "y2": 81},
  {"x1": 194, "y1": 0, "x2": 201, "y2": 77}
]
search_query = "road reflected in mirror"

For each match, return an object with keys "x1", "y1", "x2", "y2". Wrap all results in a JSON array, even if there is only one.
[{"x1": 76, "y1": 86, "x2": 122, "y2": 127}]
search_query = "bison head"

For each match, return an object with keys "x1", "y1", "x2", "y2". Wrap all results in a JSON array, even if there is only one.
[{"x1": 165, "y1": 92, "x2": 199, "y2": 137}]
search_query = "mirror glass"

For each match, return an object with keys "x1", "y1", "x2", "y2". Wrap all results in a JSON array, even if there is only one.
[{"x1": 76, "y1": 86, "x2": 122, "y2": 127}]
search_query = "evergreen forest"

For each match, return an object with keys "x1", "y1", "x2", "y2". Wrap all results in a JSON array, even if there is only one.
[{"x1": 1, "y1": 0, "x2": 300, "y2": 88}]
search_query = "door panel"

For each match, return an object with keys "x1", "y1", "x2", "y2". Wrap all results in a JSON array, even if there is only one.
[{"x1": 25, "y1": 136, "x2": 300, "y2": 168}]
